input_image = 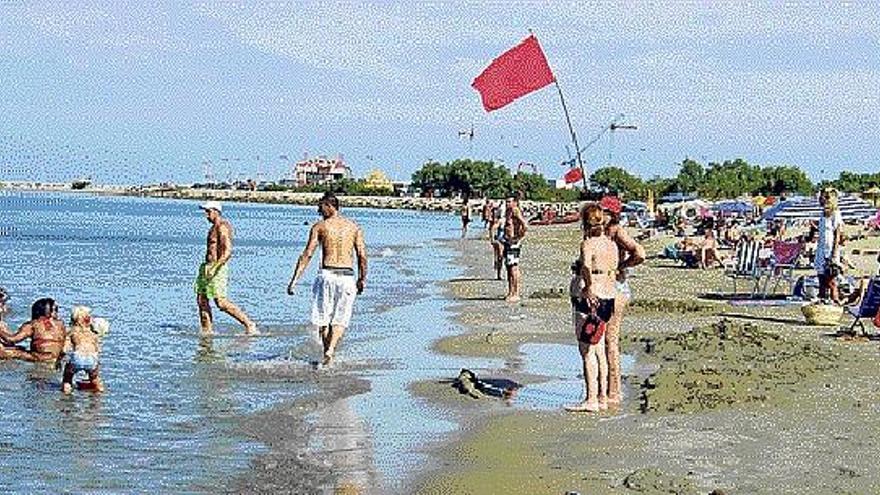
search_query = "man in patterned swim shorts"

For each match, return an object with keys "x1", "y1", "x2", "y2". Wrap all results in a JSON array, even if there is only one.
[{"x1": 195, "y1": 201, "x2": 258, "y2": 335}]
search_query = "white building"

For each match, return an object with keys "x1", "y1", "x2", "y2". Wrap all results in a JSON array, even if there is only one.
[{"x1": 293, "y1": 155, "x2": 352, "y2": 187}]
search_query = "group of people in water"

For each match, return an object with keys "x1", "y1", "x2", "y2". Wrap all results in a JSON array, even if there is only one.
[
  {"x1": 0, "y1": 295, "x2": 108, "y2": 393},
  {"x1": 194, "y1": 193, "x2": 367, "y2": 367},
  {"x1": 0, "y1": 191, "x2": 367, "y2": 396}
]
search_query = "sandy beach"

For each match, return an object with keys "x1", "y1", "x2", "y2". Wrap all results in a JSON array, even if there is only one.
[{"x1": 411, "y1": 223, "x2": 880, "y2": 494}]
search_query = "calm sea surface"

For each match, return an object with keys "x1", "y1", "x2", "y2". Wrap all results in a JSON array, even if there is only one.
[{"x1": 0, "y1": 191, "x2": 465, "y2": 493}]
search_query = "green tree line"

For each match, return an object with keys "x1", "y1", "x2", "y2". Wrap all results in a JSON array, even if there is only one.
[
  {"x1": 594, "y1": 159, "x2": 880, "y2": 200},
  {"x1": 410, "y1": 159, "x2": 580, "y2": 202}
]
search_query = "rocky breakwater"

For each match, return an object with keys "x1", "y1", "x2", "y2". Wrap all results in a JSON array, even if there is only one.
[
  {"x1": 129, "y1": 188, "x2": 583, "y2": 215},
  {"x1": 126, "y1": 188, "x2": 464, "y2": 212}
]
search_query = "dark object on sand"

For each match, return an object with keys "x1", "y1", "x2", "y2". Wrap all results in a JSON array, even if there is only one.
[
  {"x1": 623, "y1": 468, "x2": 698, "y2": 494},
  {"x1": 451, "y1": 369, "x2": 520, "y2": 400}
]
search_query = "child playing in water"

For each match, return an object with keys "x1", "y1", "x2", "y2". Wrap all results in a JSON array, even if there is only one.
[{"x1": 61, "y1": 305, "x2": 105, "y2": 394}]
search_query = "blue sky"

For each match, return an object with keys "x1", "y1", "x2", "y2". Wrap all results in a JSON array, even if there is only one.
[{"x1": 0, "y1": 2, "x2": 877, "y2": 185}]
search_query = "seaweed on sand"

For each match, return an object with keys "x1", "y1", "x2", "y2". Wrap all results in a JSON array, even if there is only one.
[{"x1": 630, "y1": 298, "x2": 717, "y2": 314}]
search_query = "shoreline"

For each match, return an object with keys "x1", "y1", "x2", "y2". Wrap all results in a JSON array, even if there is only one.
[{"x1": 222, "y1": 231, "x2": 477, "y2": 494}]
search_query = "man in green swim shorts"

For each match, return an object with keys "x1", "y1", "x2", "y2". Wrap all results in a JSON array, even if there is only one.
[{"x1": 195, "y1": 201, "x2": 258, "y2": 335}]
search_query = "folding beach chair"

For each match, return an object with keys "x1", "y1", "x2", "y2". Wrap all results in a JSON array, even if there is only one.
[
  {"x1": 723, "y1": 239, "x2": 763, "y2": 295},
  {"x1": 764, "y1": 240, "x2": 805, "y2": 295},
  {"x1": 843, "y1": 277, "x2": 880, "y2": 335}
]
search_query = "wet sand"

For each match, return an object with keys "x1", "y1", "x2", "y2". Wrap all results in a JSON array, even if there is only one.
[
  {"x1": 229, "y1": 370, "x2": 373, "y2": 494},
  {"x1": 414, "y1": 224, "x2": 880, "y2": 494}
]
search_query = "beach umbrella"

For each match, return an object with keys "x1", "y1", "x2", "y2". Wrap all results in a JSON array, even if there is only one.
[
  {"x1": 762, "y1": 195, "x2": 877, "y2": 221},
  {"x1": 712, "y1": 200, "x2": 752, "y2": 214},
  {"x1": 624, "y1": 200, "x2": 647, "y2": 212}
]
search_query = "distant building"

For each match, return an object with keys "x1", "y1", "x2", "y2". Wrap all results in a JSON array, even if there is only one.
[
  {"x1": 392, "y1": 181, "x2": 415, "y2": 197},
  {"x1": 363, "y1": 169, "x2": 393, "y2": 193},
  {"x1": 293, "y1": 155, "x2": 352, "y2": 187}
]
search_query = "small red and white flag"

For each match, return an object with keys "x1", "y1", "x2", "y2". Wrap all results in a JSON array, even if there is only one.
[{"x1": 563, "y1": 167, "x2": 584, "y2": 184}]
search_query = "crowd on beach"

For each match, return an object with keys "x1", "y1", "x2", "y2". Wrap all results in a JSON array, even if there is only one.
[
  {"x1": 4, "y1": 186, "x2": 876, "y2": 410},
  {"x1": 464, "y1": 193, "x2": 646, "y2": 412},
  {"x1": 461, "y1": 186, "x2": 880, "y2": 412},
  {"x1": 661, "y1": 187, "x2": 880, "y2": 305}
]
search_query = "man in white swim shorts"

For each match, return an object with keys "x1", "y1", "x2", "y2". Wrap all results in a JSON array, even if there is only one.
[{"x1": 288, "y1": 192, "x2": 367, "y2": 366}]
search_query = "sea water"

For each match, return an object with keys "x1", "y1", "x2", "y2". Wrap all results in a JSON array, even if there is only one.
[{"x1": 0, "y1": 191, "x2": 462, "y2": 493}]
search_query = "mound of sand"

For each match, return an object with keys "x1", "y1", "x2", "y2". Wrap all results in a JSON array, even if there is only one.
[{"x1": 641, "y1": 319, "x2": 838, "y2": 413}]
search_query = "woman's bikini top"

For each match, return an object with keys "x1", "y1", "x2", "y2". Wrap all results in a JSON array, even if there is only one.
[{"x1": 31, "y1": 317, "x2": 64, "y2": 353}]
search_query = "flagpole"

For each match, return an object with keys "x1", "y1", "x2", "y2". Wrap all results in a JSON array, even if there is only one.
[{"x1": 554, "y1": 79, "x2": 588, "y2": 191}]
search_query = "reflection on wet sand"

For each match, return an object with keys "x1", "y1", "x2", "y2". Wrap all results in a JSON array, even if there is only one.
[{"x1": 309, "y1": 397, "x2": 378, "y2": 494}]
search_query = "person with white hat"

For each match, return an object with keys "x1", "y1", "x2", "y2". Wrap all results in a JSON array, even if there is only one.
[{"x1": 195, "y1": 201, "x2": 258, "y2": 335}]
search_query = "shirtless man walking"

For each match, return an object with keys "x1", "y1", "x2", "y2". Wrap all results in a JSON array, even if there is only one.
[
  {"x1": 503, "y1": 192, "x2": 528, "y2": 302},
  {"x1": 287, "y1": 193, "x2": 367, "y2": 366},
  {"x1": 195, "y1": 201, "x2": 257, "y2": 335}
]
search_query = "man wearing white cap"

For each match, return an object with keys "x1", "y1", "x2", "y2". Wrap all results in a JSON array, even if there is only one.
[{"x1": 195, "y1": 201, "x2": 258, "y2": 335}]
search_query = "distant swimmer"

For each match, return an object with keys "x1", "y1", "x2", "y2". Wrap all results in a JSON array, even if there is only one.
[
  {"x1": 460, "y1": 195, "x2": 471, "y2": 239},
  {"x1": 61, "y1": 305, "x2": 105, "y2": 394},
  {"x1": 288, "y1": 192, "x2": 367, "y2": 366},
  {"x1": 0, "y1": 298, "x2": 66, "y2": 362},
  {"x1": 0, "y1": 287, "x2": 9, "y2": 336},
  {"x1": 195, "y1": 201, "x2": 258, "y2": 335},
  {"x1": 488, "y1": 200, "x2": 505, "y2": 280},
  {"x1": 481, "y1": 199, "x2": 493, "y2": 238}
]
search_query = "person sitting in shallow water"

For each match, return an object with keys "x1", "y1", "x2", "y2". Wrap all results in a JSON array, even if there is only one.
[
  {"x1": 0, "y1": 287, "x2": 10, "y2": 336},
  {"x1": 0, "y1": 298, "x2": 66, "y2": 362},
  {"x1": 61, "y1": 305, "x2": 105, "y2": 394}
]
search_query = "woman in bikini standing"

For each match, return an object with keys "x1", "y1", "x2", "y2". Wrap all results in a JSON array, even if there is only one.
[
  {"x1": 599, "y1": 196, "x2": 645, "y2": 405},
  {"x1": 0, "y1": 298, "x2": 66, "y2": 362},
  {"x1": 566, "y1": 203, "x2": 619, "y2": 413}
]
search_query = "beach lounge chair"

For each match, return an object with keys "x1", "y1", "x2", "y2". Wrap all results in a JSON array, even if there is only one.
[
  {"x1": 843, "y1": 277, "x2": 880, "y2": 335},
  {"x1": 763, "y1": 240, "x2": 805, "y2": 295},
  {"x1": 723, "y1": 239, "x2": 763, "y2": 295},
  {"x1": 663, "y1": 244, "x2": 699, "y2": 268}
]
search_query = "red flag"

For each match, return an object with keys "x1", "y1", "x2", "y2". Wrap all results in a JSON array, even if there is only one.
[
  {"x1": 563, "y1": 167, "x2": 583, "y2": 184},
  {"x1": 472, "y1": 35, "x2": 555, "y2": 112}
]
